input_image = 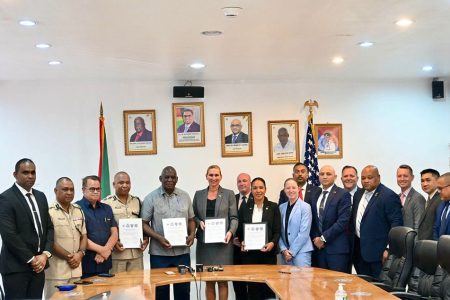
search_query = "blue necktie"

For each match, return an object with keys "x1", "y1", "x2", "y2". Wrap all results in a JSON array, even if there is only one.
[
  {"x1": 232, "y1": 135, "x2": 237, "y2": 144},
  {"x1": 440, "y1": 202, "x2": 450, "y2": 237}
]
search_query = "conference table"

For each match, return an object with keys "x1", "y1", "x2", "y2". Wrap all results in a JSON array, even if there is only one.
[{"x1": 52, "y1": 265, "x2": 398, "y2": 299}]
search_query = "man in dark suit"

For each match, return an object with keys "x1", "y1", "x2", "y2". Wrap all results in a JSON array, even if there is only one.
[
  {"x1": 396, "y1": 164, "x2": 425, "y2": 230},
  {"x1": 129, "y1": 116, "x2": 152, "y2": 142},
  {"x1": 176, "y1": 108, "x2": 201, "y2": 133},
  {"x1": 353, "y1": 165, "x2": 403, "y2": 278},
  {"x1": 225, "y1": 119, "x2": 249, "y2": 144},
  {"x1": 418, "y1": 169, "x2": 441, "y2": 240},
  {"x1": 279, "y1": 162, "x2": 321, "y2": 206},
  {"x1": 0, "y1": 158, "x2": 54, "y2": 299},
  {"x1": 232, "y1": 173, "x2": 251, "y2": 300},
  {"x1": 310, "y1": 165, "x2": 351, "y2": 272},
  {"x1": 433, "y1": 172, "x2": 450, "y2": 240}
]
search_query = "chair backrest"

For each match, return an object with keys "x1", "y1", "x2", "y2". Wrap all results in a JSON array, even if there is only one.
[
  {"x1": 407, "y1": 240, "x2": 438, "y2": 294},
  {"x1": 378, "y1": 226, "x2": 416, "y2": 288},
  {"x1": 437, "y1": 235, "x2": 450, "y2": 299}
]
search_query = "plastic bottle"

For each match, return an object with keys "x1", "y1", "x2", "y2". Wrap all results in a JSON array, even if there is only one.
[{"x1": 335, "y1": 283, "x2": 347, "y2": 300}]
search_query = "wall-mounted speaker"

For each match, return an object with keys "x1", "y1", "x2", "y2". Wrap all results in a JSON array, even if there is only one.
[
  {"x1": 173, "y1": 86, "x2": 204, "y2": 98},
  {"x1": 432, "y1": 80, "x2": 444, "y2": 100}
]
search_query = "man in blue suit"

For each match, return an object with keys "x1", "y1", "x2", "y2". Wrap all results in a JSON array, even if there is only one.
[
  {"x1": 433, "y1": 172, "x2": 450, "y2": 240},
  {"x1": 310, "y1": 165, "x2": 352, "y2": 272},
  {"x1": 353, "y1": 165, "x2": 403, "y2": 278}
]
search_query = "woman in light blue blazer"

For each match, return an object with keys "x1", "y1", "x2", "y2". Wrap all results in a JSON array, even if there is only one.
[{"x1": 279, "y1": 178, "x2": 314, "y2": 266}]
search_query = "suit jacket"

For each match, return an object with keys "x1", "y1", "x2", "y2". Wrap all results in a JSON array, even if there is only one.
[
  {"x1": 433, "y1": 201, "x2": 450, "y2": 240},
  {"x1": 129, "y1": 128, "x2": 152, "y2": 142},
  {"x1": 310, "y1": 185, "x2": 352, "y2": 254},
  {"x1": 279, "y1": 184, "x2": 321, "y2": 206},
  {"x1": 225, "y1": 132, "x2": 249, "y2": 144},
  {"x1": 402, "y1": 187, "x2": 426, "y2": 230},
  {"x1": 279, "y1": 199, "x2": 314, "y2": 259},
  {"x1": 0, "y1": 184, "x2": 54, "y2": 274},
  {"x1": 237, "y1": 197, "x2": 281, "y2": 255},
  {"x1": 352, "y1": 184, "x2": 403, "y2": 263},
  {"x1": 417, "y1": 192, "x2": 441, "y2": 240},
  {"x1": 177, "y1": 122, "x2": 201, "y2": 133},
  {"x1": 192, "y1": 186, "x2": 238, "y2": 243}
]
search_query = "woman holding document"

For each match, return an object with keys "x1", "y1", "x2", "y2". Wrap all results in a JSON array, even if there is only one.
[
  {"x1": 193, "y1": 165, "x2": 238, "y2": 300},
  {"x1": 237, "y1": 177, "x2": 281, "y2": 300},
  {"x1": 279, "y1": 178, "x2": 314, "y2": 266}
]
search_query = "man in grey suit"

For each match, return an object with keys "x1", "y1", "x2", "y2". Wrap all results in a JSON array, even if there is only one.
[
  {"x1": 396, "y1": 164, "x2": 425, "y2": 230},
  {"x1": 417, "y1": 169, "x2": 441, "y2": 240}
]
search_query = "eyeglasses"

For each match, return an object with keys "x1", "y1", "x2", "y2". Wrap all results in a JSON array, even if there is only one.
[
  {"x1": 437, "y1": 185, "x2": 449, "y2": 193},
  {"x1": 86, "y1": 187, "x2": 101, "y2": 193}
]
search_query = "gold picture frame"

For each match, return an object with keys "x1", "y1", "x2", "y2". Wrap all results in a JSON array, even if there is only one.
[
  {"x1": 314, "y1": 123, "x2": 343, "y2": 159},
  {"x1": 268, "y1": 120, "x2": 300, "y2": 165},
  {"x1": 172, "y1": 102, "x2": 205, "y2": 147},
  {"x1": 123, "y1": 110, "x2": 157, "y2": 155},
  {"x1": 220, "y1": 112, "x2": 253, "y2": 157}
]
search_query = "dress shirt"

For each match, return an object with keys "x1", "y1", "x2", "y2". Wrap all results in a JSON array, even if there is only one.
[
  {"x1": 349, "y1": 186, "x2": 358, "y2": 205},
  {"x1": 356, "y1": 190, "x2": 375, "y2": 238},
  {"x1": 399, "y1": 187, "x2": 412, "y2": 206},
  {"x1": 316, "y1": 185, "x2": 332, "y2": 219},
  {"x1": 252, "y1": 204, "x2": 263, "y2": 223},
  {"x1": 238, "y1": 193, "x2": 250, "y2": 210}
]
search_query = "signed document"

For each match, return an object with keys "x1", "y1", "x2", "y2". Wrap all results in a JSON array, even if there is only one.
[
  {"x1": 119, "y1": 218, "x2": 143, "y2": 249},
  {"x1": 204, "y1": 218, "x2": 226, "y2": 243},
  {"x1": 244, "y1": 223, "x2": 267, "y2": 250},
  {"x1": 162, "y1": 218, "x2": 188, "y2": 246}
]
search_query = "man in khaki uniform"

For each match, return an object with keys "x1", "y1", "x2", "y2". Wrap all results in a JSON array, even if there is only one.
[
  {"x1": 103, "y1": 172, "x2": 148, "y2": 273},
  {"x1": 45, "y1": 177, "x2": 87, "y2": 298}
]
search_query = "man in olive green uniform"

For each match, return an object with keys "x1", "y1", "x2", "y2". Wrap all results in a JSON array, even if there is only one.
[
  {"x1": 45, "y1": 177, "x2": 87, "y2": 298},
  {"x1": 103, "y1": 172, "x2": 148, "y2": 273}
]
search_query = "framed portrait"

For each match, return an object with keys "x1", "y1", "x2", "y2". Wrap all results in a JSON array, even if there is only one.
[
  {"x1": 220, "y1": 112, "x2": 253, "y2": 157},
  {"x1": 172, "y1": 102, "x2": 205, "y2": 147},
  {"x1": 268, "y1": 120, "x2": 300, "y2": 165},
  {"x1": 123, "y1": 110, "x2": 157, "y2": 155},
  {"x1": 314, "y1": 123, "x2": 343, "y2": 159}
]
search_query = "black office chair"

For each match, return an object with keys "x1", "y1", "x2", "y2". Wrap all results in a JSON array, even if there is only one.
[
  {"x1": 392, "y1": 240, "x2": 442, "y2": 299},
  {"x1": 359, "y1": 226, "x2": 416, "y2": 292},
  {"x1": 437, "y1": 235, "x2": 450, "y2": 300}
]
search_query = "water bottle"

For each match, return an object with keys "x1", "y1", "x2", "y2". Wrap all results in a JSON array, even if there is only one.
[{"x1": 335, "y1": 283, "x2": 347, "y2": 300}]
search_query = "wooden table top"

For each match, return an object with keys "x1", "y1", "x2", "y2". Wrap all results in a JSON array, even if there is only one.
[{"x1": 52, "y1": 265, "x2": 398, "y2": 299}]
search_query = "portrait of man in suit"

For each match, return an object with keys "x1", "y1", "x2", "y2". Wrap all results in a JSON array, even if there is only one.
[
  {"x1": 225, "y1": 119, "x2": 249, "y2": 144},
  {"x1": 0, "y1": 158, "x2": 54, "y2": 299},
  {"x1": 177, "y1": 108, "x2": 201, "y2": 133},
  {"x1": 130, "y1": 116, "x2": 152, "y2": 142}
]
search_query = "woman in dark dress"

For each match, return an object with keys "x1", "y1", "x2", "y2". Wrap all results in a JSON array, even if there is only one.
[
  {"x1": 237, "y1": 177, "x2": 281, "y2": 300},
  {"x1": 193, "y1": 165, "x2": 238, "y2": 300}
]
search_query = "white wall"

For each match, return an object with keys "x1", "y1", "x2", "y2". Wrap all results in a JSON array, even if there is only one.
[{"x1": 1, "y1": 79, "x2": 448, "y2": 201}]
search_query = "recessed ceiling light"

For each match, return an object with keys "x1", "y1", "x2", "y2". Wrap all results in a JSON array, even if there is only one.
[
  {"x1": 48, "y1": 60, "x2": 62, "y2": 65},
  {"x1": 358, "y1": 41, "x2": 374, "y2": 47},
  {"x1": 201, "y1": 30, "x2": 223, "y2": 36},
  {"x1": 332, "y1": 57, "x2": 344, "y2": 64},
  {"x1": 19, "y1": 20, "x2": 37, "y2": 26},
  {"x1": 222, "y1": 7, "x2": 243, "y2": 17},
  {"x1": 396, "y1": 18, "x2": 413, "y2": 27},
  {"x1": 35, "y1": 43, "x2": 51, "y2": 49},
  {"x1": 422, "y1": 65, "x2": 433, "y2": 71},
  {"x1": 190, "y1": 63, "x2": 205, "y2": 69}
]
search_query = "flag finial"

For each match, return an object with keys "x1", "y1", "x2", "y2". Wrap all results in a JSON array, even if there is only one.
[{"x1": 100, "y1": 102, "x2": 104, "y2": 117}]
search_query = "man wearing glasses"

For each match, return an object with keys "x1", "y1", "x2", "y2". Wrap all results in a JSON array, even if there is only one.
[
  {"x1": 433, "y1": 172, "x2": 450, "y2": 240},
  {"x1": 177, "y1": 108, "x2": 200, "y2": 133},
  {"x1": 76, "y1": 175, "x2": 118, "y2": 278},
  {"x1": 225, "y1": 119, "x2": 248, "y2": 144},
  {"x1": 45, "y1": 177, "x2": 87, "y2": 298}
]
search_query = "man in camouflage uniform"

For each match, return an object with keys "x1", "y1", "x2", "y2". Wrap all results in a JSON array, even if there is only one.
[
  {"x1": 45, "y1": 177, "x2": 87, "y2": 298},
  {"x1": 103, "y1": 171, "x2": 148, "y2": 273}
]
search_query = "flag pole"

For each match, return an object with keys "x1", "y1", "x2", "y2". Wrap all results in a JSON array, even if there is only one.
[{"x1": 303, "y1": 99, "x2": 320, "y2": 186}]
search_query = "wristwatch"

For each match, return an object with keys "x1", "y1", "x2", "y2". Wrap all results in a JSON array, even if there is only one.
[
  {"x1": 320, "y1": 235, "x2": 326, "y2": 243},
  {"x1": 43, "y1": 251, "x2": 52, "y2": 259},
  {"x1": 78, "y1": 249, "x2": 86, "y2": 256}
]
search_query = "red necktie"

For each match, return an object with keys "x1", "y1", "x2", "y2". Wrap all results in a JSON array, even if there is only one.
[{"x1": 299, "y1": 188, "x2": 304, "y2": 200}]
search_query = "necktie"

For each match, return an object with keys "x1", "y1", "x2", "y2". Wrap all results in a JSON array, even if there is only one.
[
  {"x1": 426, "y1": 196, "x2": 430, "y2": 209},
  {"x1": 356, "y1": 193, "x2": 371, "y2": 237},
  {"x1": 232, "y1": 135, "x2": 237, "y2": 144},
  {"x1": 183, "y1": 125, "x2": 189, "y2": 133},
  {"x1": 318, "y1": 191, "x2": 329, "y2": 232},
  {"x1": 400, "y1": 193, "x2": 406, "y2": 206},
  {"x1": 239, "y1": 195, "x2": 246, "y2": 209},
  {"x1": 299, "y1": 188, "x2": 304, "y2": 200},
  {"x1": 26, "y1": 193, "x2": 43, "y2": 246},
  {"x1": 440, "y1": 202, "x2": 450, "y2": 237}
]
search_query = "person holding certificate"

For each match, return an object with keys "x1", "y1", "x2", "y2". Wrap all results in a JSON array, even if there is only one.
[
  {"x1": 193, "y1": 165, "x2": 238, "y2": 300},
  {"x1": 237, "y1": 177, "x2": 281, "y2": 300},
  {"x1": 279, "y1": 178, "x2": 314, "y2": 266}
]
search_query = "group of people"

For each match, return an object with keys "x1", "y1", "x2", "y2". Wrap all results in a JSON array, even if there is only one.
[{"x1": 0, "y1": 158, "x2": 449, "y2": 300}]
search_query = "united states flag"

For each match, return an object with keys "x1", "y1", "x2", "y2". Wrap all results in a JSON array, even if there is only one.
[{"x1": 303, "y1": 114, "x2": 320, "y2": 186}]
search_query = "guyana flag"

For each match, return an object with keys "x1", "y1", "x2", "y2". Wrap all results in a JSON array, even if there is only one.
[{"x1": 98, "y1": 103, "x2": 111, "y2": 198}]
